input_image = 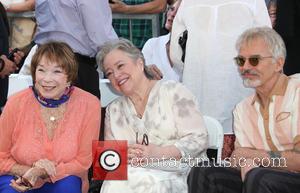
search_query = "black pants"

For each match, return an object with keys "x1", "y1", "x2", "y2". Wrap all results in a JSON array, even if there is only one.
[
  {"x1": 74, "y1": 53, "x2": 100, "y2": 99},
  {"x1": 188, "y1": 166, "x2": 300, "y2": 193},
  {"x1": 0, "y1": 77, "x2": 8, "y2": 114}
]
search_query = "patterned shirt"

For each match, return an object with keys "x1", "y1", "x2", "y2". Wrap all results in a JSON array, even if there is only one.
[
  {"x1": 113, "y1": 0, "x2": 161, "y2": 49},
  {"x1": 234, "y1": 74, "x2": 300, "y2": 151}
]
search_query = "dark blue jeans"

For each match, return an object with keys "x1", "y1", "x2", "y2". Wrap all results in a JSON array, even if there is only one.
[{"x1": 0, "y1": 175, "x2": 82, "y2": 193}]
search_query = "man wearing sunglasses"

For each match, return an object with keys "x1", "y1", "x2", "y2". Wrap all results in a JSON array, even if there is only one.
[{"x1": 188, "y1": 27, "x2": 300, "y2": 193}]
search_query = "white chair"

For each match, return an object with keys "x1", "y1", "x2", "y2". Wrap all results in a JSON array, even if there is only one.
[
  {"x1": 99, "y1": 79, "x2": 121, "y2": 107},
  {"x1": 8, "y1": 74, "x2": 33, "y2": 97},
  {"x1": 203, "y1": 115, "x2": 224, "y2": 163},
  {"x1": 8, "y1": 74, "x2": 120, "y2": 107}
]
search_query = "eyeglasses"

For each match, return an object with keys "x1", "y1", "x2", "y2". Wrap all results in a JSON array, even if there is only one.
[{"x1": 234, "y1": 55, "x2": 274, "y2": 67}]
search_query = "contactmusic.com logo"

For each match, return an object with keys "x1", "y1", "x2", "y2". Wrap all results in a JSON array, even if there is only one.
[{"x1": 92, "y1": 140, "x2": 127, "y2": 180}]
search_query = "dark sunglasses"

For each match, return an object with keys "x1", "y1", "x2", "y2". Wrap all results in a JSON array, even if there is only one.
[{"x1": 234, "y1": 55, "x2": 273, "y2": 67}]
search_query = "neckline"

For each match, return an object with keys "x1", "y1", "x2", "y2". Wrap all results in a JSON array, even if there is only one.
[
  {"x1": 31, "y1": 88, "x2": 76, "y2": 142},
  {"x1": 127, "y1": 80, "x2": 161, "y2": 120}
]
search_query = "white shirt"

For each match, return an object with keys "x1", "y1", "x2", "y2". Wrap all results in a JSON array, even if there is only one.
[
  {"x1": 34, "y1": 0, "x2": 117, "y2": 57},
  {"x1": 170, "y1": 0, "x2": 272, "y2": 133},
  {"x1": 0, "y1": 0, "x2": 24, "y2": 6},
  {"x1": 142, "y1": 34, "x2": 180, "y2": 81}
]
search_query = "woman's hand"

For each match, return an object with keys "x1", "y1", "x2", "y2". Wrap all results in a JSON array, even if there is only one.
[
  {"x1": 10, "y1": 177, "x2": 32, "y2": 192},
  {"x1": 128, "y1": 144, "x2": 161, "y2": 166},
  {"x1": 128, "y1": 144, "x2": 182, "y2": 166},
  {"x1": 128, "y1": 144, "x2": 160, "y2": 160},
  {"x1": 9, "y1": 159, "x2": 56, "y2": 192},
  {"x1": 10, "y1": 167, "x2": 44, "y2": 191},
  {"x1": 33, "y1": 159, "x2": 57, "y2": 177}
]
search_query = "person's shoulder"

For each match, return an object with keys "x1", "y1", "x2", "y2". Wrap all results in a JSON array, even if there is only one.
[
  {"x1": 285, "y1": 75, "x2": 300, "y2": 99},
  {"x1": 159, "y1": 80, "x2": 186, "y2": 91},
  {"x1": 5, "y1": 88, "x2": 33, "y2": 110},
  {"x1": 288, "y1": 74, "x2": 300, "y2": 87},
  {"x1": 71, "y1": 87, "x2": 100, "y2": 106},
  {"x1": 8, "y1": 88, "x2": 33, "y2": 103},
  {"x1": 144, "y1": 34, "x2": 169, "y2": 47},
  {"x1": 143, "y1": 36, "x2": 160, "y2": 49},
  {"x1": 157, "y1": 80, "x2": 195, "y2": 98}
]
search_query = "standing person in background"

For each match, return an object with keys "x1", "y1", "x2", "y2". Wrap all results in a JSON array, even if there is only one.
[
  {"x1": 142, "y1": 0, "x2": 181, "y2": 81},
  {"x1": 274, "y1": 0, "x2": 300, "y2": 75},
  {"x1": 34, "y1": 0, "x2": 118, "y2": 99},
  {"x1": 0, "y1": 0, "x2": 35, "y2": 49},
  {"x1": 0, "y1": 2, "x2": 23, "y2": 114},
  {"x1": 110, "y1": 0, "x2": 167, "y2": 49},
  {"x1": 170, "y1": 0, "x2": 271, "y2": 134},
  {"x1": 266, "y1": 0, "x2": 277, "y2": 27}
]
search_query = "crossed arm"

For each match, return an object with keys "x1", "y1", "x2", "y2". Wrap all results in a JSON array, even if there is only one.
[
  {"x1": 230, "y1": 143, "x2": 300, "y2": 181},
  {"x1": 231, "y1": 143, "x2": 300, "y2": 172},
  {"x1": 5, "y1": 0, "x2": 35, "y2": 12},
  {"x1": 110, "y1": 0, "x2": 167, "y2": 14}
]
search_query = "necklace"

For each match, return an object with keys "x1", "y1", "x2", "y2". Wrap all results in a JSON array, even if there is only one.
[
  {"x1": 50, "y1": 116, "x2": 56, "y2": 122},
  {"x1": 132, "y1": 80, "x2": 155, "y2": 119},
  {"x1": 41, "y1": 104, "x2": 66, "y2": 125},
  {"x1": 41, "y1": 104, "x2": 66, "y2": 140}
]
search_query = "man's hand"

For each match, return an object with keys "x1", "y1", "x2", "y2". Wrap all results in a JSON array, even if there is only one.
[
  {"x1": 148, "y1": 64, "x2": 163, "y2": 80},
  {"x1": 110, "y1": 0, "x2": 129, "y2": 13},
  {"x1": 0, "y1": 55, "x2": 18, "y2": 78},
  {"x1": 9, "y1": 49, "x2": 25, "y2": 65}
]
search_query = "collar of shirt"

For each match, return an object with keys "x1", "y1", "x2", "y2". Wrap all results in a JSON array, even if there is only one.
[{"x1": 251, "y1": 74, "x2": 289, "y2": 106}]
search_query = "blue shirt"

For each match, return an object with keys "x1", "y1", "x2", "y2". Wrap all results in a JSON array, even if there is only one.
[{"x1": 34, "y1": 0, "x2": 118, "y2": 57}]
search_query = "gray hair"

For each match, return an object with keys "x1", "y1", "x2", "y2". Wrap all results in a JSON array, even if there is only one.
[
  {"x1": 96, "y1": 38, "x2": 153, "y2": 79},
  {"x1": 235, "y1": 26, "x2": 286, "y2": 60}
]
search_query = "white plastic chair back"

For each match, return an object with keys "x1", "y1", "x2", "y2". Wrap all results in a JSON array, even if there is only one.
[{"x1": 203, "y1": 115, "x2": 224, "y2": 163}]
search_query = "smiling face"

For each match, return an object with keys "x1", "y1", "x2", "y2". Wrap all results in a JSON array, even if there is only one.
[
  {"x1": 238, "y1": 37, "x2": 283, "y2": 91},
  {"x1": 103, "y1": 49, "x2": 145, "y2": 96},
  {"x1": 165, "y1": 0, "x2": 181, "y2": 31},
  {"x1": 34, "y1": 56, "x2": 70, "y2": 99}
]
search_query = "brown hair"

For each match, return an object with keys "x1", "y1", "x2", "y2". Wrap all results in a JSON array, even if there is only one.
[{"x1": 31, "y1": 42, "x2": 78, "y2": 83}]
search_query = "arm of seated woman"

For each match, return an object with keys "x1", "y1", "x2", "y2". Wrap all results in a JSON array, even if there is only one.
[{"x1": 128, "y1": 143, "x2": 181, "y2": 161}]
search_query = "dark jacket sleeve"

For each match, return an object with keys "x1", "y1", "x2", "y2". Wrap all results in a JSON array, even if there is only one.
[{"x1": 0, "y1": 2, "x2": 9, "y2": 108}]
